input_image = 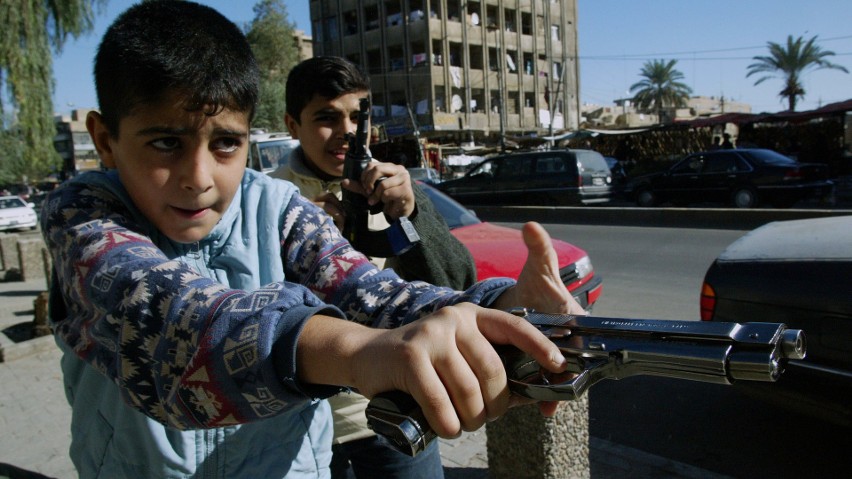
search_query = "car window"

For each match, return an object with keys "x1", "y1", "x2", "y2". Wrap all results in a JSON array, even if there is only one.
[
  {"x1": 703, "y1": 155, "x2": 741, "y2": 174},
  {"x1": 467, "y1": 159, "x2": 496, "y2": 177},
  {"x1": 495, "y1": 156, "x2": 533, "y2": 179},
  {"x1": 575, "y1": 150, "x2": 609, "y2": 172},
  {"x1": 671, "y1": 156, "x2": 703, "y2": 174},
  {"x1": 535, "y1": 155, "x2": 569, "y2": 174},
  {"x1": 0, "y1": 197, "x2": 26, "y2": 209},
  {"x1": 742, "y1": 149, "x2": 798, "y2": 166},
  {"x1": 417, "y1": 183, "x2": 480, "y2": 229}
]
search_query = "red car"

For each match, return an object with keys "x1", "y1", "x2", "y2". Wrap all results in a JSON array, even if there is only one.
[{"x1": 419, "y1": 182, "x2": 603, "y2": 311}]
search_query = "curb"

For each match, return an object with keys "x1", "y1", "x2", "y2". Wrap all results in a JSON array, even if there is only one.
[{"x1": 469, "y1": 205, "x2": 852, "y2": 230}]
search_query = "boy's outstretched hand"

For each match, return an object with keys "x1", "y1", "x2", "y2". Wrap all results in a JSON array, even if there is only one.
[
  {"x1": 492, "y1": 222, "x2": 586, "y2": 316},
  {"x1": 297, "y1": 303, "x2": 567, "y2": 439}
]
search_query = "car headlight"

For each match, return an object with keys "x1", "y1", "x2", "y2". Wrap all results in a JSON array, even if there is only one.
[{"x1": 575, "y1": 255, "x2": 593, "y2": 280}]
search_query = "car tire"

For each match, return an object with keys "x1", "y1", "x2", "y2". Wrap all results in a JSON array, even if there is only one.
[
  {"x1": 731, "y1": 187, "x2": 758, "y2": 208},
  {"x1": 636, "y1": 188, "x2": 657, "y2": 207}
]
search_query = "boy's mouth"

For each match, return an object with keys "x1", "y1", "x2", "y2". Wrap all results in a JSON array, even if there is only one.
[
  {"x1": 172, "y1": 206, "x2": 209, "y2": 220},
  {"x1": 329, "y1": 148, "x2": 347, "y2": 161}
]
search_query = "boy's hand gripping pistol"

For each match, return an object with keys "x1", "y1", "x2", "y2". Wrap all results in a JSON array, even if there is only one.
[
  {"x1": 365, "y1": 308, "x2": 807, "y2": 457},
  {"x1": 342, "y1": 98, "x2": 420, "y2": 257}
]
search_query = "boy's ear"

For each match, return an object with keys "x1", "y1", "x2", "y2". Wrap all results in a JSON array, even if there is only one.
[
  {"x1": 284, "y1": 113, "x2": 300, "y2": 140},
  {"x1": 86, "y1": 111, "x2": 117, "y2": 168}
]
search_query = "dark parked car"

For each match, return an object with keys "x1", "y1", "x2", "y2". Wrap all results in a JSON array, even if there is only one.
[
  {"x1": 436, "y1": 149, "x2": 612, "y2": 206},
  {"x1": 701, "y1": 215, "x2": 852, "y2": 426},
  {"x1": 419, "y1": 182, "x2": 603, "y2": 311},
  {"x1": 626, "y1": 148, "x2": 833, "y2": 208}
]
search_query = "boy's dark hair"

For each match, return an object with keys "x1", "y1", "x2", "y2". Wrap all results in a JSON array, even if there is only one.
[
  {"x1": 285, "y1": 56, "x2": 371, "y2": 123},
  {"x1": 94, "y1": 1, "x2": 259, "y2": 136}
]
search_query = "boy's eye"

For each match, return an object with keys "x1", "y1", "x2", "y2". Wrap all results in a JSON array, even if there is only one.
[
  {"x1": 315, "y1": 114, "x2": 337, "y2": 123},
  {"x1": 213, "y1": 137, "x2": 242, "y2": 153},
  {"x1": 150, "y1": 137, "x2": 181, "y2": 150}
]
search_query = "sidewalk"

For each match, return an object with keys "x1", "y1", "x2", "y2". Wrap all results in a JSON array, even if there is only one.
[{"x1": 0, "y1": 276, "x2": 729, "y2": 479}]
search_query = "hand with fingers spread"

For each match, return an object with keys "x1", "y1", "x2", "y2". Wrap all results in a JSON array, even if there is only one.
[
  {"x1": 490, "y1": 221, "x2": 585, "y2": 416},
  {"x1": 296, "y1": 303, "x2": 567, "y2": 439},
  {"x1": 493, "y1": 222, "x2": 586, "y2": 316}
]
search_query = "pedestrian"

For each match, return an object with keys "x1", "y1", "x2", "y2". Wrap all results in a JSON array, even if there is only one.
[
  {"x1": 272, "y1": 56, "x2": 476, "y2": 479},
  {"x1": 40, "y1": 2, "x2": 580, "y2": 478},
  {"x1": 721, "y1": 133, "x2": 735, "y2": 149}
]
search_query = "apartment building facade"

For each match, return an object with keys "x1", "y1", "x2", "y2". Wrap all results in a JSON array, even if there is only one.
[{"x1": 309, "y1": 0, "x2": 580, "y2": 146}]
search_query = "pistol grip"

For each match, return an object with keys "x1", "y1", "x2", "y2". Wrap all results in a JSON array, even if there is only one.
[{"x1": 364, "y1": 391, "x2": 436, "y2": 457}]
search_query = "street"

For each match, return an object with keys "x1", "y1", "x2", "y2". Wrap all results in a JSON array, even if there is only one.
[{"x1": 501, "y1": 222, "x2": 851, "y2": 479}]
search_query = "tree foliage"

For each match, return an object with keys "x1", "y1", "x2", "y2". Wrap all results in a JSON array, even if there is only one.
[
  {"x1": 629, "y1": 59, "x2": 692, "y2": 124},
  {"x1": 0, "y1": 0, "x2": 104, "y2": 182},
  {"x1": 746, "y1": 35, "x2": 848, "y2": 112},
  {"x1": 245, "y1": 0, "x2": 300, "y2": 132}
]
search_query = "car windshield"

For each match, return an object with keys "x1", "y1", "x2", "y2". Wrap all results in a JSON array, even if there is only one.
[
  {"x1": 409, "y1": 168, "x2": 437, "y2": 180},
  {"x1": 576, "y1": 150, "x2": 610, "y2": 173},
  {"x1": 0, "y1": 197, "x2": 26, "y2": 209},
  {"x1": 417, "y1": 183, "x2": 480, "y2": 229},
  {"x1": 743, "y1": 149, "x2": 798, "y2": 166},
  {"x1": 253, "y1": 139, "x2": 298, "y2": 172}
]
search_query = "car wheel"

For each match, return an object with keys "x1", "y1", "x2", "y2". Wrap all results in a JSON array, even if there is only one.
[
  {"x1": 731, "y1": 187, "x2": 758, "y2": 208},
  {"x1": 636, "y1": 188, "x2": 657, "y2": 207}
]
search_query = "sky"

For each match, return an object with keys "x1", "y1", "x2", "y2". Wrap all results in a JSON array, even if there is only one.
[{"x1": 50, "y1": 0, "x2": 852, "y2": 117}]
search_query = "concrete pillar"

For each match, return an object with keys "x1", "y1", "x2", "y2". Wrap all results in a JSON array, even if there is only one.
[
  {"x1": 0, "y1": 233, "x2": 20, "y2": 272},
  {"x1": 16, "y1": 239, "x2": 47, "y2": 281},
  {"x1": 33, "y1": 291, "x2": 51, "y2": 337},
  {"x1": 486, "y1": 396, "x2": 590, "y2": 479}
]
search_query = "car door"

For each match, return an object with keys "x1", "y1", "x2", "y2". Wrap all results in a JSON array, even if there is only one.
[
  {"x1": 697, "y1": 152, "x2": 749, "y2": 203},
  {"x1": 656, "y1": 155, "x2": 704, "y2": 204},
  {"x1": 527, "y1": 153, "x2": 578, "y2": 205},
  {"x1": 492, "y1": 154, "x2": 533, "y2": 205}
]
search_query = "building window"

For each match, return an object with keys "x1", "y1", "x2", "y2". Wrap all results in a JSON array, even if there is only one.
[
  {"x1": 344, "y1": 11, "x2": 357, "y2": 35},
  {"x1": 432, "y1": 40, "x2": 443, "y2": 65},
  {"x1": 367, "y1": 49, "x2": 382, "y2": 76},
  {"x1": 446, "y1": 0, "x2": 461, "y2": 22},
  {"x1": 469, "y1": 44, "x2": 484, "y2": 70},
  {"x1": 470, "y1": 88, "x2": 485, "y2": 113},
  {"x1": 521, "y1": 12, "x2": 532, "y2": 35},
  {"x1": 365, "y1": 5, "x2": 379, "y2": 30}
]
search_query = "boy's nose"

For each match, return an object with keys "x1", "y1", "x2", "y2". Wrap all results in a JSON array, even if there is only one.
[
  {"x1": 341, "y1": 118, "x2": 358, "y2": 139},
  {"x1": 181, "y1": 151, "x2": 215, "y2": 192}
]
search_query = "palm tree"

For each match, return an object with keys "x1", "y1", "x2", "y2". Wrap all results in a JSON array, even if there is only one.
[
  {"x1": 747, "y1": 35, "x2": 848, "y2": 112},
  {"x1": 629, "y1": 59, "x2": 693, "y2": 124}
]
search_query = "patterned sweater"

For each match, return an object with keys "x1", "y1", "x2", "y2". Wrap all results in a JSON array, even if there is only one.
[{"x1": 41, "y1": 169, "x2": 513, "y2": 430}]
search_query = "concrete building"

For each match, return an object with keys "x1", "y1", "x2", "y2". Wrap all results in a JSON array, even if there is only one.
[
  {"x1": 309, "y1": 0, "x2": 580, "y2": 147},
  {"x1": 583, "y1": 96, "x2": 752, "y2": 129},
  {"x1": 294, "y1": 29, "x2": 315, "y2": 61},
  {"x1": 53, "y1": 109, "x2": 99, "y2": 178}
]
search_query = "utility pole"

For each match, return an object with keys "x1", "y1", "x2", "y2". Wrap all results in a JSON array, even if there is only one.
[{"x1": 488, "y1": 23, "x2": 506, "y2": 152}]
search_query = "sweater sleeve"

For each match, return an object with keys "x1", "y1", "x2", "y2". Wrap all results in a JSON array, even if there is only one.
[
  {"x1": 385, "y1": 183, "x2": 477, "y2": 290},
  {"x1": 41, "y1": 175, "x2": 345, "y2": 430}
]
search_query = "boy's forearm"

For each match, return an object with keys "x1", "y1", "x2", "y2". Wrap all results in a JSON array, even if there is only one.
[{"x1": 295, "y1": 314, "x2": 380, "y2": 388}]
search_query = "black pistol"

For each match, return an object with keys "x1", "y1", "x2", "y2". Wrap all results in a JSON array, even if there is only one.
[
  {"x1": 365, "y1": 308, "x2": 806, "y2": 456},
  {"x1": 342, "y1": 98, "x2": 420, "y2": 257}
]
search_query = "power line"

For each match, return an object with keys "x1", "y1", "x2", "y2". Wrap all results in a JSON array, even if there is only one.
[{"x1": 580, "y1": 35, "x2": 852, "y2": 61}]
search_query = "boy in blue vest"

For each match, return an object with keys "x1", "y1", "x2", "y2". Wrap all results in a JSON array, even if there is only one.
[{"x1": 41, "y1": 2, "x2": 581, "y2": 478}]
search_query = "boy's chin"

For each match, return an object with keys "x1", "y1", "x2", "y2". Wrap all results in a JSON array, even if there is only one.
[{"x1": 161, "y1": 225, "x2": 215, "y2": 245}]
